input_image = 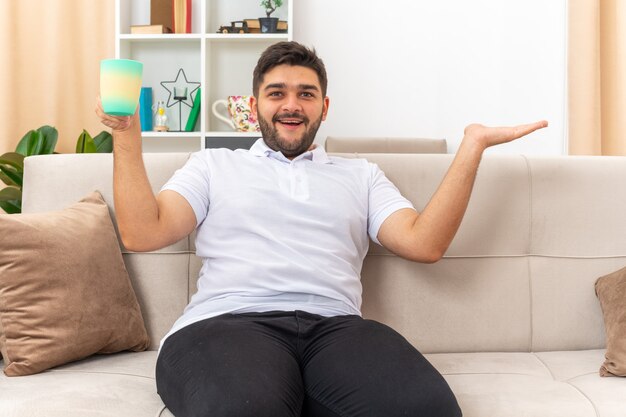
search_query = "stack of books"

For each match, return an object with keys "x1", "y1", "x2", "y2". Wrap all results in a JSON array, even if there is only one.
[
  {"x1": 172, "y1": 0, "x2": 192, "y2": 34},
  {"x1": 130, "y1": 25, "x2": 172, "y2": 34},
  {"x1": 150, "y1": 0, "x2": 173, "y2": 32},
  {"x1": 146, "y1": 0, "x2": 190, "y2": 34}
]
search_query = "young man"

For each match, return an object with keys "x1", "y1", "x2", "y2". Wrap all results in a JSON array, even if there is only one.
[{"x1": 97, "y1": 41, "x2": 547, "y2": 417}]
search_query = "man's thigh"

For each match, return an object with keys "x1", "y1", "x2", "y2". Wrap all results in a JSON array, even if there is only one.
[
  {"x1": 300, "y1": 316, "x2": 462, "y2": 417},
  {"x1": 156, "y1": 313, "x2": 304, "y2": 417}
]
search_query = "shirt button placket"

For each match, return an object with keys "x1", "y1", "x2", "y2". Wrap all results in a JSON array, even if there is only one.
[
  {"x1": 289, "y1": 162, "x2": 297, "y2": 197},
  {"x1": 294, "y1": 162, "x2": 308, "y2": 199}
]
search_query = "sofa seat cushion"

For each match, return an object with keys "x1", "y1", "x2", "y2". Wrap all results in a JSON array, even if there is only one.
[
  {"x1": 427, "y1": 349, "x2": 625, "y2": 417},
  {"x1": 0, "y1": 352, "x2": 166, "y2": 417},
  {"x1": 1, "y1": 349, "x2": 622, "y2": 417}
]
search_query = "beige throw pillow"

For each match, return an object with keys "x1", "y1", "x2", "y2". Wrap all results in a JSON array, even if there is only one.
[
  {"x1": 595, "y1": 266, "x2": 626, "y2": 377},
  {"x1": 0, "y1": 191, "x2": 150, "y2": 376}
]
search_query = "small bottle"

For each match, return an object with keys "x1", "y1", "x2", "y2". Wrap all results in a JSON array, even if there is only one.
[{"x1": 154, "y1": 101, "x2": 169, "y2": 132}]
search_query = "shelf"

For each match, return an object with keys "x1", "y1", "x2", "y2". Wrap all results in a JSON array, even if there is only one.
[
  {"x1": 141, "y1": 131, "x2": 260, "y2": 138},
  {"x1": 120, "y1": 34, "x2": 289, "y2": 42},
  {"x1": 204, "y1": 131, "x2": 260, "y2": 137},
  {"x1": 119, "y1": 34, "x2": 204, "y2": 41},
  {"x1": 119, "y1": 33, "x2": 289, "y2": 42},
  {"x1": 205, "y1": 34, "x2": 290, "y2": 41},
  {"x1": 141, "y1": 131, "x2": 202, "y2": 138},
  {"x1": 117, "y1": 0, "x2": 292, "y2": 151}
]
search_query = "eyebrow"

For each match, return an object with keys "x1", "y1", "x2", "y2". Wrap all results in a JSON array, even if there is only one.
[{"x1": 264, "y1": 83, "x2": 320, "y2": 92}]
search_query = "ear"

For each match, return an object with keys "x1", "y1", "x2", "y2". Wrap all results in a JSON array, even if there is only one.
[
  {"x1": 250, "y1": 96, "x2": 258, "y2": 118},
  {"x1": 322, "y1": 96, "x2": 330, "y2": 121}
]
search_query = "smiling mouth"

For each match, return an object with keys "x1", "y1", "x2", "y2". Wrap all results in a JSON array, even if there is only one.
[
  {"x1": 274, "y1": 113, "x2": 307, "y2": 129},
  {"x1": 277, "y1": 119, "x2": 303, "y2": 127}
]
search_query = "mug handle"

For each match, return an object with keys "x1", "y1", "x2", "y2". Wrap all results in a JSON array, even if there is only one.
[{"x1": 211, "y1": 99, "x2": 235, "y2": 130}]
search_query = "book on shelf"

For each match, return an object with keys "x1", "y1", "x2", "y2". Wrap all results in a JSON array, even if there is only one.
[
  {"x1": 185, "y1": 88, "x2": 201, "y2": 132},
  {"x1": 172, "y1": 0, "x2": 192, "y2": 34},
  {"x1": 130, "y1": 24, "x2": 172, "y2": 34},
  {"x1": 151, "y1": 0, "x2": 172, "y2": 28}
]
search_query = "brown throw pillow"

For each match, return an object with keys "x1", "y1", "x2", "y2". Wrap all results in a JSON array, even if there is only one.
[
  {"x1": 595, "y1": 266, "x2": 626, "y2": 377},
  {"x1": 0, "y1": 191, "x2": 150, "y2": 376}
]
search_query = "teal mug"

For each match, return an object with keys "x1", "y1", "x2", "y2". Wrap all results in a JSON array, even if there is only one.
[{"x1": 100, "y1": 59, "x2": 143, "y2": 116}]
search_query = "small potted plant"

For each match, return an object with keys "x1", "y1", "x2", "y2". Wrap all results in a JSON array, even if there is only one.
[{"x1": 259, "y1": 0, "x2": 283, "y2": 33}]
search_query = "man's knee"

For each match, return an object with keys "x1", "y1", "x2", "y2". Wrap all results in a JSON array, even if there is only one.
[
  {"x1": 362, "y1": 373, "x2": 462, "y2": 417},
  {"x1": 403, "y1": 381, "x2": 462, "y2": 417}
]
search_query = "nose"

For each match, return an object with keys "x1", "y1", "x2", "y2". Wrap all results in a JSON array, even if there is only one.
[{"x1": 281, "y1": 92, "x2": 303, "y2": 113}]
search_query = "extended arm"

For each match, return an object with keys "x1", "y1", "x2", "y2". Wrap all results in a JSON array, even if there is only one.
[
  {"x1": 377, "y1": 121, "x2": 548, "y2": 263},
  {"x1": 95, "y1": 100, "x2": 196, "y2": 252}
]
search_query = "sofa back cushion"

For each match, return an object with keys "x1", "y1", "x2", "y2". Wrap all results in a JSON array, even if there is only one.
[
  {"x1": 324, "y1": 136, "x2": 447, "y2": 154},
  {"x1": 23, "y1": 153, "x2": 626, "y2": 353},
  {"x1": 351, "y1": 154, "x2": 624, "y2": 353}
]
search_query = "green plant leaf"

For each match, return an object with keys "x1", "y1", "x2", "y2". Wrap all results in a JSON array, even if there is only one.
[
  {"x1": 93, "y1": 131, "x2": 113, "y2": 153},
  {"x1": 0, "y1": 171, "x2": 12, "y2": 186},
  {"x1": 0, "y1": 165, "x2": 22, "y2": 187},
  {"x1": 27, "y1": 130, "x2": 44, "y2": 156},
  {"x1": 0, "y1": 186, "x2": 21, "y2": 214},
  {"x1": 0, "y1": 152, "x2": 25, "y2": 170},
  {"x1": 15, "y1": 129, "x2": 35, "y2": 155},
  {"x1": 76, "y1": 130, "x2": 97, "y2": 153},
  {"x1": 0, "y1": 200, "x2": 21, "y2": 214},
  {"x1": 38, "y1": 125, "x2": 58, "y2": 154},
  {"x1": 15, "y1": 130, "x2": 32, "y2": 155},
  {"x1": 0, "y1": 186, "x2": 21, "y2": 200},
  {"x1": 15, "y1": 126, "x2": 58, "y2": 156}
]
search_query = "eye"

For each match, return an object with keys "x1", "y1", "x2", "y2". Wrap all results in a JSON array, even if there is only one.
[
  {"x1": 300, "y1": 91, "x2": 314, "y2": 98},
  {"x1": 268, "y1": 91, "x2": 283, "y2": 97}
]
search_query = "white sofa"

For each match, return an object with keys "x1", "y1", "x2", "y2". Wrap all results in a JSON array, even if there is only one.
[{"x1": 1, "y1": 151, "x2": 625, "y2": 417}]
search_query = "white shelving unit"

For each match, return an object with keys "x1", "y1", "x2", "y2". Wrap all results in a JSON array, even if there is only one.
[{"x1": 115, "y1": 0, "x2": 293, "y2": 152}]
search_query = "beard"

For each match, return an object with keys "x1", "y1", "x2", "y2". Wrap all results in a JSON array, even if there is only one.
[{"x1": 258, "y1": 110, "x2": 323, "y2": 158}]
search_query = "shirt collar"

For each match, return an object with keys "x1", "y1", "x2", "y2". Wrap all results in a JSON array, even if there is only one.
[{"x1": 249, "y1": 138, "x2": 332, "y2": 164}]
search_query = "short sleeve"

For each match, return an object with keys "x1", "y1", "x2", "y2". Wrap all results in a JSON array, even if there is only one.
[
  {"x1": 367, "y1": 162, "x2": 415, "y2": 245},
  {"x1": 160, "y1": 151, "x2": 211, "y2": 226}
]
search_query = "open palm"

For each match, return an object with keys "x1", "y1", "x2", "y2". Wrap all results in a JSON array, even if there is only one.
[{"x1": 464, "y1": 120, "x2": 548, "y2": 149}]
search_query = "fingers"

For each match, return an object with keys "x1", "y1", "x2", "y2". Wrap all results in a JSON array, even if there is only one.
[
  {"x1": 463, "y1": 119, "x2": 548, "y2": 149},
  {"x1": 489, "y1": 120, "x2": 549, "y2": 142},
  {"x1": 512, "y1": 120, "x2": 548, "y2": 139},
  {"x1": 95, "y1": 97, "x2": 132, "y2": 131}
]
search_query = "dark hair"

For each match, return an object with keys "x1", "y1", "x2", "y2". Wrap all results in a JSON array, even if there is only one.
[{"x1": 253, "y1": 41, "x2": 328, "y2": 97}]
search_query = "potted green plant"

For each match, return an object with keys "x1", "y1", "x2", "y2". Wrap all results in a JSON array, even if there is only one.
[
  {"x1": 259, "y1": 0, "x2": 283, "y2": 33},
  {"x1": 0, "y1": 126, "x2": 112, "y2": 213}
]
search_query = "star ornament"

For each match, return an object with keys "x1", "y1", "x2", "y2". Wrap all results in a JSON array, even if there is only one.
[{"x1": 160, "y1": 68, "x2": 201, "y2": 108}]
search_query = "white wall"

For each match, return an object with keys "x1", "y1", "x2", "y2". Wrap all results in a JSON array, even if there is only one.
[{"x1": 294, "y1": 0, "x2": 567, "y2": 155}]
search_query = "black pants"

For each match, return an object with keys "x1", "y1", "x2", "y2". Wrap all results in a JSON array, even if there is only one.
[{"x1": 156, "y1": 310, "x2": 462, "y2": 417}]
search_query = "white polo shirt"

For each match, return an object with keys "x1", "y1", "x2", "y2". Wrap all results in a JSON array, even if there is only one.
[{"x1": 159, "y1": 138, "x2": 414, "y2": 346}]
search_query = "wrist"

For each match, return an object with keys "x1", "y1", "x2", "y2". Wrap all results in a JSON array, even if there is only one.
[
  {"x1": 459, "y1": 134, "x2": 488, "y2": 155},
  {"x1": 113, "y1": 122, "x2": 141, "y2": 152}
]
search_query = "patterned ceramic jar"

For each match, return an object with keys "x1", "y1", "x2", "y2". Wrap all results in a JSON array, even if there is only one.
[{"x1": 212, "y1": 96, "x2": 260, "y2": 132}]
